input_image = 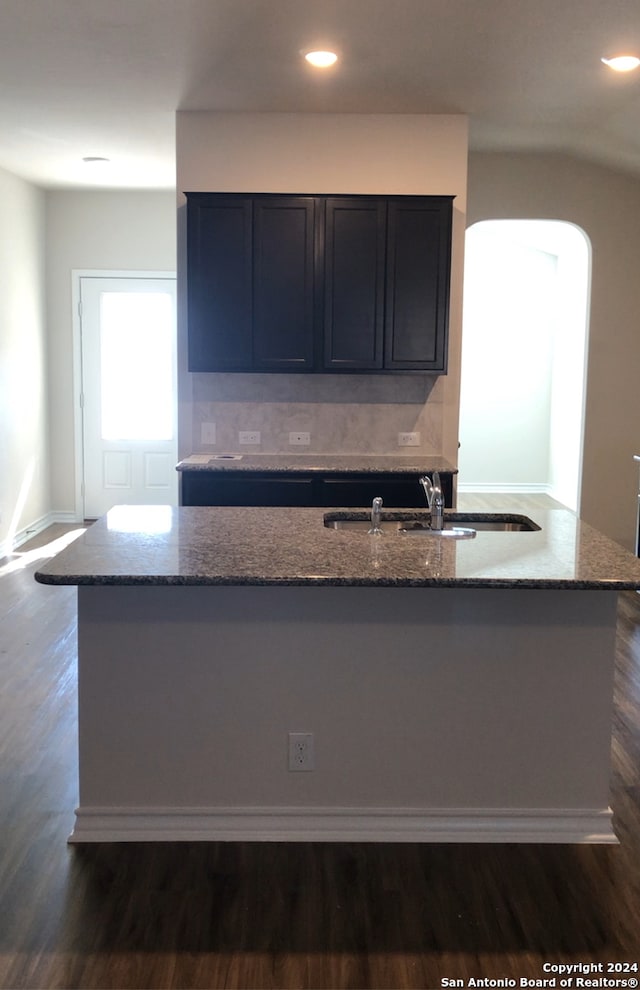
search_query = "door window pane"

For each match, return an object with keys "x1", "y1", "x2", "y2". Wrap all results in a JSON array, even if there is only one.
[{"x1": 100, "y1": 292, "x2": 174, "y2": 441}]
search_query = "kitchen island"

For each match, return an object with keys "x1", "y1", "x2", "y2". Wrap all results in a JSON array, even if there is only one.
[{"x1": 35, "y1": 503, "x2": 640, "y2": 844}]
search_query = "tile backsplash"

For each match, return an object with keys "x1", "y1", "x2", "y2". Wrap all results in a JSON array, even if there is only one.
[{"x1": 191, "y1": 373, "x2": 445, "y2": 454}]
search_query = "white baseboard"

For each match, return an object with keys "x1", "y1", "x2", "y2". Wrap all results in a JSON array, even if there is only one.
[
  {"x1": 1, "y1": 510, "x2": 81, "y2": 558},
  {"x1": 49, "y1": 510, "x2": 80, "y2": 524},
  {"x1": 1, "y1": 512, "x2": 53, "y2": 557},
  {"x1": 69, "y1": 805, "x2": 617, "y2": 845},
  {"x1": 457, "y1": 482, "x2": 552, "y2": 494}
]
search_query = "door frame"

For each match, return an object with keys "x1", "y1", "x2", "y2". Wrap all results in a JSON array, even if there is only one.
[{"x1": 72, "y1": 269, "x2": 177, "y2": 522}]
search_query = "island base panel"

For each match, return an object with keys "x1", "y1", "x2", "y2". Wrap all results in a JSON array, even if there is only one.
[{"x1": 73, "y1": 585, "x2": 618, "y2": 844}]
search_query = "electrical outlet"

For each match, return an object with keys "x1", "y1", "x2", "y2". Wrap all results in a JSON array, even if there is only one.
[
  {"x1": 398, "y1": 431, "x2": 420, "y2": 447},
  {"x1": 201, "y1": 421, "x2": 216, "y2": 445},
  {"x1": 289, "y1": 431, "x2": 311, "y2": 446},
  {"x1": 288, "y1": 732, "x2": 315, "y2": 772},
  {"x1": 239, "y1": 431, "x2": 261, "y2": 445}
]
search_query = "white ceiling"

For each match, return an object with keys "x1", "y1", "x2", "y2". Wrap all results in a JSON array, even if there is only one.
[{"x1": 2, "y1": 0, "x2": 640, "y2": 189}]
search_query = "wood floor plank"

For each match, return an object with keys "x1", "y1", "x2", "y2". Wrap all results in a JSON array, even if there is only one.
[{"x1": 1, "y1": 523, "x2": 640, "y2": 989}]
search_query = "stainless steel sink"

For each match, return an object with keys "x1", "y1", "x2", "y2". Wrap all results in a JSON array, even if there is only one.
[
  {"x1": 324, "y1": 513, "x2": 540, "y2": 534},
  {"x1": 324, "y1": 518, "x2": 442, "y2": 532},
  {"x1": 325, "y1": 518, "x2": 476, "y2": 538},
  {"x1": 399, "y1": 522, "x2": 476, "y2": 539},
  {"x1": 447, "y1": 514, "x2": 539, "y2": 532}
]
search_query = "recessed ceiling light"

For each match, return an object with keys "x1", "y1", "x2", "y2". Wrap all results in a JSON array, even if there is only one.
[
  {"x1": 82, "y1": 156, "x2": 110, "y2": 163},
  {"x1": 304, "y1": 50, "x2": 338, "y2": 68},
  {"x1": 601, "y1": 55, "x2": 640, "y2": 72}
]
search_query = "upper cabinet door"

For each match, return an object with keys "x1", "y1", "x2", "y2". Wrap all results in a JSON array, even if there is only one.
[
  {"x1": 323, "y1": 198, "x2": 386, "y2": 371},
  {"x1": 186, "y1": 194, "x2": 252, "y2": 371},
  {"x1": 253, "y1": 197, "x2": 316, "y2": 371},
  {"x1": 384, "y1": 197, "x2": 453, "y2": 372}
]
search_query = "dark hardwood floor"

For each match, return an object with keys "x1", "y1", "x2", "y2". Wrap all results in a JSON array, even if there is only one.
[{"x1": 1, "y1": 522, "x2": 640, "y2": 989}]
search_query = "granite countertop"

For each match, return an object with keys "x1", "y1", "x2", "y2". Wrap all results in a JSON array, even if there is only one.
[
  {"x1": 35, "y1": 503, "x2": 640, "y2": 590},
  {"x1": 176, "y1": 453, "x2": 457, "y2": 474}
]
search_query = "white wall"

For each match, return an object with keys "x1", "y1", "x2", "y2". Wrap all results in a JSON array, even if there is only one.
[
  {"x1": 458, "y1": 219, "x2": 590, "y2": 513},
  {"x1": 459, "y1": 230, "x2": 556, "y2": 490},
  {"x1": 467, "y1": 152, "x2": 640, "y2": 550},
  {"x1": 547, "y1": 225, "x2": 590, "y2": 511},
  {"x1": 0, "y1": 167, "x2": 48, "y2": 554},
  {"x1": 45, "y1": 190, "x2": 177, "y2": 516},
  {"x1": 176, "y1": 112, "x2": 468, "y2": 466}
]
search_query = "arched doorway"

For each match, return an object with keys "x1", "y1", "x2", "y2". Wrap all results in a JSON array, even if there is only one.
[{"x1": 458, "y1": 220, "x2": 591, "y2": 513}]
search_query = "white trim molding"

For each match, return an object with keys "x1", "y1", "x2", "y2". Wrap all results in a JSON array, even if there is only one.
[
  {"x1": 69, "y1": 805, "x2": 617, "y2": 845},
  {"x1": 457, "y1": 482, "x2": 552, "y2": 494},
  {"x1": 0, "y1": 511, "x2": 77, "y2": 557}
]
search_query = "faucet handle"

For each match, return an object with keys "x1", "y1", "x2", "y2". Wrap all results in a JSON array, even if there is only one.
[
  {"x1": 419, "y1": 475, "x2": 433, "y2": 507},
  {"x1": 368, "y1": 496, "x2": 384, "y2": 535}
]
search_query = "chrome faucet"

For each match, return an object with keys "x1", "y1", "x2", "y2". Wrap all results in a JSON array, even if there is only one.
[
  {"x1": 368, "y1": 496, "x2": 383, "y2": 535},
  {"x1": 419, "y1": 472, "x2": 444, "y2": 531}
]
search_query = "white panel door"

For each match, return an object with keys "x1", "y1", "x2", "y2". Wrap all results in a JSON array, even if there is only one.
[{"x1": 80, "y1": 276, "x2": 178, "y2": 518}]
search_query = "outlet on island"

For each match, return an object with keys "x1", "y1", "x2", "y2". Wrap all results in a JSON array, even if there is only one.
[
  {"x1": 288, "y1": 731, "x2": 315, "y2": 771},
  {"x1": 239, "y1": 431, "x2": 261, "y2": 445}
]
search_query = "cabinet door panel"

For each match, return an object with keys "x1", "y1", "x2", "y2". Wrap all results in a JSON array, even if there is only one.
[
  {"x1": 385, "y1": 198, "x2": 452, "y2": 371},
  {"x1": 323, "y1": 199, "x2": 385, "y2": 370},
  {"x1": 318, "y1": 477, "x2": 422, "y2": 507},
  {"x1": 187, "y1": 196, "x2": 252, "y2": 371},
  {"x1": 181, "y1": 472, "x2": 314, "y2": 506},
  {"x1": 253, "y1": 197, "x2": 315, "y2": 370},
  {"x1": 317, "y1": 473, "x2": 453, "y2": 507}
]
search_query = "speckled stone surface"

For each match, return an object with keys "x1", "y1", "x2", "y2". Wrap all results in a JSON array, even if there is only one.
[
  {"x1": 35, "y1": 503, "x2": 640, "y2": 590},
  {"x1": 176, "y1": 453, "x2": 457, "y2": 474}
]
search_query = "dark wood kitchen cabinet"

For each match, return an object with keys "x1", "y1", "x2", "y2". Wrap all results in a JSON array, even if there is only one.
[
  {"x1": 180, "y1": 470, "x2": 454, "y2": 509},
  {"x1": 323, "y1": 196, "x2": 453, "y2": 372},
  {"x1": 180, "y1": 471, "x2": 315, "y2": 507},
  {"x1": 185, "y1": 192, "x2": 453, "y2": 374},
  {"x1": 384, "y1": 198, "x2": 452, "y2": 371},
  {"x1": 252, "y1": 197, "x2": 315, "y2": 370},
  {"x1": 186, "y1": 194, "x2": 316, "y2": 372},
  {"x1": 186, "y1": 195, "x2": 252, "y2": 371},
  {"x1": 323, "y1": 197, "x2": 386, "y2": 370}
]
